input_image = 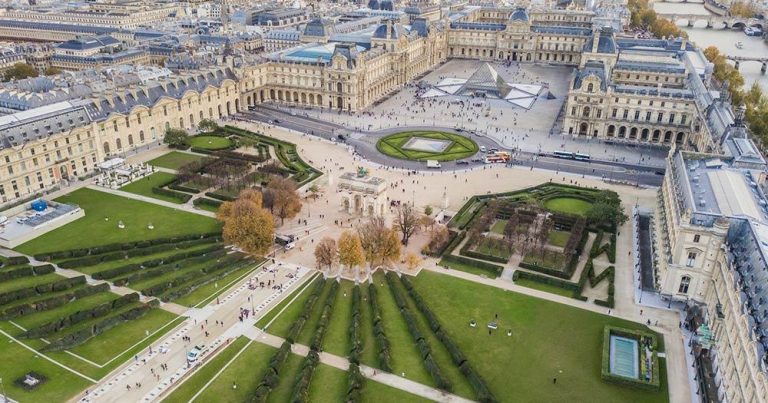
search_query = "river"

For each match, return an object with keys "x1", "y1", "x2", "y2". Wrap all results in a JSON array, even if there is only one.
[{"x1": 653, "y1": 1, "x2": 768, "y2": 90}]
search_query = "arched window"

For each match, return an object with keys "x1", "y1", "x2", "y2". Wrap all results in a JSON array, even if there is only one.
[
  {"x1": 139, "y1": 130, "x2": 145, "y2": 142},
  {"x1": 116, "y1": 138, "x2": 122, "y2": 149},
  {"x1": 103, "y1": 142, "x2": 110, "y2": 154},
  {"x1": 587, "y1": 83, "x2": 594, "y2": 92},
  {"x1": 128, "y1": 134, "x2": 134, "y2": 146},
  {"x1": 582, "y1": 106, "x2": 590, "y2": 118},
  {"x1": 678, "y1": 276, "x2": 691, "y2": 294}
]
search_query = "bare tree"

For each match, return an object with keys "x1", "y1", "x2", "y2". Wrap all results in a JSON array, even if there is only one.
[
  {"x1": 358, "y1": 216, "x2": 400, "y2": 271},
  {"x1": 314, "y1": 237, "x2": 337, "y2": 272},
  {"x1": 394, "y1": 203, "x2": 420, "y2": 246}
]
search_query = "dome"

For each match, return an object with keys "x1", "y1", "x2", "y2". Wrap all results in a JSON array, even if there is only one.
[
  {"x1": 380, "y1": 0, "x2": 394, "y2": 11},
  {"x1": 367, "y1": 0, "x2": 380, "y2": 9},
  {"x1": 510, "y1": 7, "x2": 529, "y2": 22}
]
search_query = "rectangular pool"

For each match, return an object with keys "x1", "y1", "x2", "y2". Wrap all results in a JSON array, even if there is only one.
[{"x1": 610, "y1": 335, "x2": 639, "y2": 379}]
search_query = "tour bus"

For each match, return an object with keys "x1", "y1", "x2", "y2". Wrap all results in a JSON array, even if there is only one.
[
  {"x1": 275, "y1": 234, "x2": 296, "y2": 250},
  {"x1": 485, "y1": 151, "x2": 511, "y2": 164}
]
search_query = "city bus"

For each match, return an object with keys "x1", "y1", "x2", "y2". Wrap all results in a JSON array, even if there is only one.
[
  {"x1": 574, "y1": 153, "x2": 591, "y2": 161},
  {"x1": 552, "y1": 151, "x2": 574, "y2": 159}
]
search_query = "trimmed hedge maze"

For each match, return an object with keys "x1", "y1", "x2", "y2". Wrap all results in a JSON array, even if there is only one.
[
  {"x1": 437, "y1": 183, "x2": 619, "y2": 306},
  {"x1": 376, "y1": 131, "x2": 479, "y2": 162}
]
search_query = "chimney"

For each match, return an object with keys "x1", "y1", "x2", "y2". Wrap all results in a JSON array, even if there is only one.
[{"x1": 680, "y1": 37, "x2": 687, "y2": 51}]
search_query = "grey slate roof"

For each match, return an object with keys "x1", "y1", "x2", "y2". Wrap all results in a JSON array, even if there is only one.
[{"x1": 573, "y1": 60, "x2": 607, "y2": 91}]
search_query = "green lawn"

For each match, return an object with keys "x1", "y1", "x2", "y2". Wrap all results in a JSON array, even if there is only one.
[
  {"x1": 148, "y1": 151, "x2": 205, "y2": 170},
  {"x1": 438, "y1": 257, "x2": 500, "y2": 278},
  {"x1": 162, "y1": 337, "x2": 250, "y2": 403},
  {"x1": 371, "y1": 272, "x2": 433, "y2": 386},
  {"x1": 120, "y1": 172, "x2": 184, "y2": 204},
  {"x1": 321, "y1": 281, "x2": 354, "y2": 358},
  {"x1": 266, "y1": 353, "x2": 304, "y2": 403},
  {"x1": 514, "y1": 277, "x2": 577, "y2": 298},
  {"x1": 67, "y1": 308, "x2": 179, "y2": 364},
  {"x1": 359, "y1": 284, "x2": 379, "y2": 368},
  {"x1": 16, "y1": 188, "x2": 221, "y2": 255},
  {"x1": 309, "y1": 359, "x2": 430, "y2": 403},
  {"x1": 376, "y1": 131, "x2": 478, "y2": 162},
  {"x1": 411, "y1": 270, "x2": 668, "y2": 402},
  {"x1": 166, "y1": 340, "x2": 276, "y2": 403},
  {"x1": 489, "y1": 219, "x2": 506, "y2": 235},
  {"x1": 0, "y1": 329, "x2": 92, "y2": 402},
  {"x1": 548, "y1": 230, "x2": 571, "y2": 248},
  {"x1": 67, "y1": 241, "x2": 218, "y2": 275},
  {"x1": 188, "y1": 135, "x2": 233, "y2": 150},
  {"x1": 0, "y1": 272, "x2": 63, "y2": 294},
  {"x1": 522, "y1": 250, "x2": 567, "y2": 270},
  {"x1": 11, "y1": 291, "x2": 119, "y2": 331},
  {"x1": 255, "y1": 275, "x2": 320, "y2": 333},
  {"x1": 544, "y1": 197, "x2": 593, "y2": 216}
]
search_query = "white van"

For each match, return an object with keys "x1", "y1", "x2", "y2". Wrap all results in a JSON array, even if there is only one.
[
  {"x1": 427, "y1": 160, "x2": 441, "y2": 169},
  {"x1": 479, "y1": 146, "x2": 487, "y2": 153}
]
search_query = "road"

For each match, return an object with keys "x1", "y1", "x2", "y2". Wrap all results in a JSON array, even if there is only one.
[{"x1": 240, "y1": 106, "x2": 664, "y2": 186}]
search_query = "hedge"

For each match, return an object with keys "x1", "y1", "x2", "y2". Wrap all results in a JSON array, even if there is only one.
[
  {"x1": 440, "y1": 254, "x2": 503, "y2": 277},
  {"x1": 249, "y1": 341, "x2": 292, "y2": 403},
  {"x1": 22, "y1": 293, "x2": 140, "y2": 338},
  {"x1": 158, "y1": 259, "x2": 255, "y2": 302},
  {"x1": 140, "y1": 252, "x2": 241, "y2": 297},
  {"x1": 0, "y1": 264, "x2": 54, "y2": 282},
  {"x1": 309, "y1": 281, "x2": 339, "y2": 352},
  {"x1": 61, "y1": 237, "x2": 221, "y2": 270},
  {"x1": 385, "y1": 273, "x2": 452, "y2": 392},
  {"x1": 459, "y1": 243, "x2": 509, "y2": 264},
  {"x1": 152, "y1": 186, "x2": 192, "y2": 203},
  {"x1": 289, "y1": 350, "x2": 320, "y2": 403},
  {"x1": 601, "y1": 326, "x2": 660, "y2": 391},
  {"x1": 0, "y1": 282, "x2": 110, "y2": 320},
  {"x1": 399, "y1": 276, "x2": 496, "y2": 402},
  {"x1": 92, "y1": 244, "x2": 223, "y2": 280},
  {"x1": 34, "y1": 232, "x2": 221, "y2": 261},
  {"x1": 367, "y1": 284, "x2": 392, "y2": 372},
  {"x1": 205, "y1": 191, "x2": 237, "y2": 202},
  {"x1": 168, "y1": 183, "x2": 202, "y2": 194},
  {"x1": 285, "y1": 278, "x2": 325, "y2": 344},
  {"x1": 1, "y1": 255, "x2": 29, "y2": 267},
  {"x1": 114, "y1": 250, "x2": 227, "y2": 287},
  {"x1": 512, "y1": 270, "x2": 580, "y2": 295},
  {"x1": 193, "y1": 197, "x2": 223, "y2": 209},
  {"x1": 348, "y1": 286, "x2": 363, "y2": 364},
  {"x1": 590, "y1": 231, "x2": 605, "y2": 258},
  {"x1": 42, "y1": 302, "x2": 157, "y2": 352},
  {"x1": 0, "y1": 276, "x2": 86, "y2": 306},
  {"x1": 346, "y1": 363, "x2": 365, "y2": 403}
]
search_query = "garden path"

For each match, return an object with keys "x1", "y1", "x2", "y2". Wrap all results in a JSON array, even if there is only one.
[{"x1": 85, "y1": 185, "x2": 215, "y2": 218}]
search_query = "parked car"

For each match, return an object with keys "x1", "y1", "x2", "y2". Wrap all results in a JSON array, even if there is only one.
[
  {"x1": 337, "y1": 134, "x2": 346, "y2": 142},
  {"x1": 456, "y1": 160, "x2": 469, "y2": 165}
]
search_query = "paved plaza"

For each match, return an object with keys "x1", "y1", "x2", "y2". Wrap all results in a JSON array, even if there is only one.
[{"x1": 283, "y1": 60, "x2": 667, "y2": 168}]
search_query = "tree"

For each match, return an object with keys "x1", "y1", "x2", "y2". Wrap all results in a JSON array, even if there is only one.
[
  {"x1": 3, "y1": 63, "x2": 38, "y2": 82},
  {"x1": 43, "y1": 67, "x2": 62, "y2": 76},
  {"x1": 198, "y1": 118, "x2": 219, "y2": 133},
  {"x1": 424, "y1": 205, "x2": 433, "y2": 216},
  {"x1": 358, "y1": 216, "x2": 400, "y2": 270},
  {"x1": 338, "y1": 230, "x2": 365, "y2": 273},
  {"x1": 404, "y1": 252, "x2": 421, "y2": 272},
  {"x1": 164, "y1": 128, "x2": 189, "y2": 148},
  {"x1": 239, "y1": 136, "x2": 256, "y2": 151},
  {"x1": 425, "y1": 225, "x2": 449, "y2": 255},
  {"x1": 217, "y1": 188, "x2": 275, "y2": 255},
  {"x1": 730, "y1": 1, "x2": 756, "y2": 17},
  {"x1": 504, "y1": 212, "x2": 519, "y2": 240},
  {"x1": 394, "y1": 203, "x2": 419, "y2": 245},
  {"x1": 265, "y1": 176, "x2": 302, "y2": 225},
  {"x1": 314, "y1": 237, "x2": 337, "y2": 271},
  {"x1": 587, "y1": 192, "x2": 628, "y2": 228}
]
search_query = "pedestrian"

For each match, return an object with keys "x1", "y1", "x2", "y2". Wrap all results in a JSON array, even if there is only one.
[{"x1": 553, "y1": 378, "x2": 557, "y2": 384}]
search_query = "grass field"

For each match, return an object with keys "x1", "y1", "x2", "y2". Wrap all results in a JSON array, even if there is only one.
[
  {"x1": 411, "y1": 270, "x2": 668, "y2": 403},
  {"x1": 548, "y1": 230, "x2": 571, "y2": 248},
  {"x1": 489, "y1": 219, "x2": 506, "y2": 235},
  {"x1": 120, "y1": 172, "x2": 183, "y2": 204},
  {"x1": 522, "y1": 250, "x2": 567, "y2": 270},
  {"x1": 376, "y1": 131, "x2": 478, "y2": 162},
  {"x1": 16, "y1": 188, "x2": 221, "y2": 255},
  {"x1": 474, "y1": 237, "x2": 513, "y2": 260},
  {"x1": 438, "y1": 257, "x2": 500, "y2": 278},
  {"x1": 188, "y1": 135, "x2": 233, "y2": 150},
  {"x1": 148, "y1": 151, "x2": 205, "y2": 170},
  {"x1": 543, "y1": 197, "x2": 593, "y2": 217}
]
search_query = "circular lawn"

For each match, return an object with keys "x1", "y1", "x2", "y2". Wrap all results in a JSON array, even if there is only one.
[
  {"x1": 376, "y1": 130, "x2": 478, "y2": 162},
  {"x1": 543, "y1": 197, "x2": 592, "y2": 216},
  {"x1": 188, "y1": 135, "x2": 233, "y2": 151}
]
